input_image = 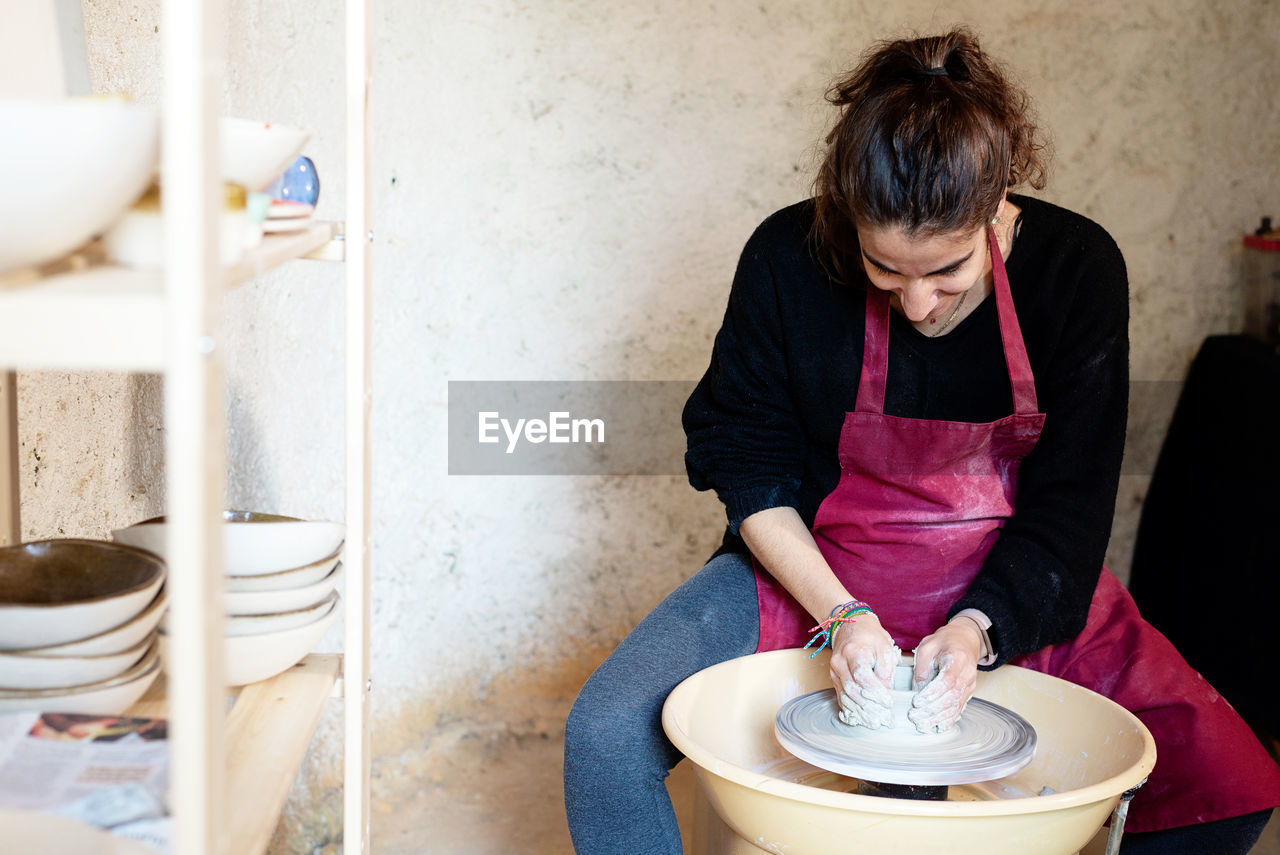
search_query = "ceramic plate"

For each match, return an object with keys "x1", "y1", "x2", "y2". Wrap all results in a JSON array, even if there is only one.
[
  {"x1": 261, "y1": 216, "x2": 313, "y2": 233},
  {"x1": 775, "y1": 688, "x2": 1036, "y2": 786},
  {"x1": 267, "y1": 200, "x2": 313, "y2": 219}
]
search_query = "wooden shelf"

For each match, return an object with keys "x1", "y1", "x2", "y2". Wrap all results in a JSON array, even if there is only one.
[
  {"x1": 227, "y1": 221, "x2": 344, "y2": 283},
  {"x1": 1, "y1": 5, "x2": 371, "y2": 853},
  {"x1": 0, "y1": 221, "x2": 341, "y2": 373},
  {"x1": 127, "y1": 653, "x2": 342, "y2": 855}
]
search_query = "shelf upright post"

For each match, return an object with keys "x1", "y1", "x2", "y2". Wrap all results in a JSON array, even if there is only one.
[
  {"x1": 162, "y1": 0, "x2": 229, "y2": 853},
  {"x1": 344, "y1": 0, "x2": 373, "y2": 852},
  {"x1": 0, "y1": 371, "x2": 18, "y2": 546}
]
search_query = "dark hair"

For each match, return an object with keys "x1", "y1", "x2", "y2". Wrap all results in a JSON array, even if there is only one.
[{"x1": 812, "y1": 29, "x2": 1049, "y2": 282}]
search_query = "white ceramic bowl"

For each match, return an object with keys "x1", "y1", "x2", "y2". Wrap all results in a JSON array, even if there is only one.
[
  {"x1": 16, "y1": 586, "x2": 168, "y2": 657},
  {"x1": 221, "y1": 116, "x2": 310, "y2": 191},
  {"x1": 224, "y1": 591, "x2": 338, "y2": 637},
  {"x1": 0, "y1": 643, "x2": 161, "y2": 715},
  {"x1": 225, "y1": 595, "x2": 337, "y2": 686},
  {"x1": 0, "y1": 632, "x2": 154, "y2": 690},
  {"x1": 0, "y1": 98, "x2": 159, "y2": 274},
  {"x1": 226, "y1": 548, "x2": 341, "y2": 592},
  {"x1": 226, "y1": 561, "x2": 342, "y2": 615},
  {"x1": 0, "y1": 540, "x2": 167, "y2": 650},
  {"x1": 101, "y1": 182, "x2": 250, "y2": 268},
  {"x1": 112, "y1": 511, "x2": 344, "y2": 577}
]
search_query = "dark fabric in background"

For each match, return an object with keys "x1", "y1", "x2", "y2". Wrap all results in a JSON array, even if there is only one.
[{"x1": 1130, "y1": 335, "x2": 1280, "y2": 737}]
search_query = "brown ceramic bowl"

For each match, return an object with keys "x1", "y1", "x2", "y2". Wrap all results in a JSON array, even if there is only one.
[{"x1": 0, "y1": 539, "x2": 167, "y2": 650}]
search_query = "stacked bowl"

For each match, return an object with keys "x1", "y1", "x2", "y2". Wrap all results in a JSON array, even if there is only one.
[
  {"x1": 112, "y1": 511, "x2": 344, "y2": 686},
  {"x1": 0, "y1": 540, "x2": 167, "y2": 714}
]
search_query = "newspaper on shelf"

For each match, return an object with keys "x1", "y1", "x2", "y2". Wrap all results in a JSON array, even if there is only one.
[{"x1": 0, "y1": 711, "x2": 171, "y2": 853}]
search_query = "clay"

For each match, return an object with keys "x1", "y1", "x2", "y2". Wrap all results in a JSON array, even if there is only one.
[
  {"x1": 775, "y1": 686, "x2": 1037, "y2": 786},
  {"x1": 838, "y1": 661, "x2": 964, "y2": 735},
  {"x1": 834, "y1": 651, "x2": 901, "y2": 730}
]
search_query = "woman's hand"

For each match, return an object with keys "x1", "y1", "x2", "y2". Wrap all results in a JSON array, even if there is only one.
[
  {"x1": 829, "y1": 612, "x2": 900, "y2": 729},
  {"x1": 909, "y1": 617, "x2": 983, "y2": 733}
]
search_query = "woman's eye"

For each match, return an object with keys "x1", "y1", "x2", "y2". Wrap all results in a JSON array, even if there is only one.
[{"x1": 867, "y1": 263, "x2": 962, "y2": 277}]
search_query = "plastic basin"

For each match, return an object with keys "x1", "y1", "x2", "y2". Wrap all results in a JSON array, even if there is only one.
[{"x1": 662, "y1": 649, "x2": 1155, "y2": 855}]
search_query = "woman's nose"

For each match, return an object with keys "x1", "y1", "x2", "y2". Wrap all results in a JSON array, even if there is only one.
[{"x1": 899, "y1": 281, "x2": 936, "y2": 322}]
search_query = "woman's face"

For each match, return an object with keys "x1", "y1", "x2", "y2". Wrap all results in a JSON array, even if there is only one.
[{"x1": 855, "y1": 223, "x2": 990, "y2": 324}]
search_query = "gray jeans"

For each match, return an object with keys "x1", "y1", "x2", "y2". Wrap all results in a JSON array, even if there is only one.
[{"x1": 563, "y1": 551, "x2": 759, "y2": 855}]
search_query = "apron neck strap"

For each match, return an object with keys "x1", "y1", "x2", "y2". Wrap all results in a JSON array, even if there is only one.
[
  {"x1": 855, "y1": 226, "x2": 1040, "y2": 415},
  {"x1": 988, "y1": 225, "x2": 1039, "y2": 414}
]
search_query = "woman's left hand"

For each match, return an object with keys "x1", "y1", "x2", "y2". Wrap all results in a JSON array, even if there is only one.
[{"x1": 909, "y1": 618, "x2": 983, "y2": 733}]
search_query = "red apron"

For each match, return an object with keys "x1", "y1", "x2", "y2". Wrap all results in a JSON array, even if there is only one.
[{"x1": 753, "y1": 229, "x2": 1280, "y2": 830}]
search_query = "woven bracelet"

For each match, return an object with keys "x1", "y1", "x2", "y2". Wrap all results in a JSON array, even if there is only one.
[{"x1": 802, "y1": 599, "x2": 875, "y2": 658}]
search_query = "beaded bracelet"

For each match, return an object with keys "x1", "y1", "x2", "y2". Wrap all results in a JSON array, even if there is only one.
[{"x1": 803, "y1": 598, "x2": 875, "y2": 658}]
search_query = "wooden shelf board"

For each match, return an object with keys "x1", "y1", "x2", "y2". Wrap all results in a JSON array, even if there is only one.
[
  {"x1": 225, "y1": 221, "x2": 337, "y2": 288},
  {"x1": 127, "y1": 653, "x2": 342, "y2": 855},
  {"x1": 0, "y1": 221, "x2": 339, "y2": 373}
]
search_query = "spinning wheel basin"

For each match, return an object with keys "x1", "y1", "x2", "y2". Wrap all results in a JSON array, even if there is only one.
[{"x1": 662, "y1": 648, "x2": 1155, "y2": 855}]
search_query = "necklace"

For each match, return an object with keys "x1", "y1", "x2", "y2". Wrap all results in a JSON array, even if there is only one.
[{"x1": 928, "y1": 289, "x2": 968, "y2": 337}]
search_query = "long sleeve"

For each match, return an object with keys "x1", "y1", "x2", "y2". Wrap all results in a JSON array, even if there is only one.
[{"x1": 683, "y1": 220, "x2": 807, "y2": 533}]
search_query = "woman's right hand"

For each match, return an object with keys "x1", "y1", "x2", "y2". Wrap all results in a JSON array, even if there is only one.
[{"x1": 829, "y1": 612, "x2": 900, "y2": 729}]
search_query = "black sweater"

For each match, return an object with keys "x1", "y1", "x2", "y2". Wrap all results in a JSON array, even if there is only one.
[{"x1": 682, "y1": 195, "x2": 1129, "y2": 664}]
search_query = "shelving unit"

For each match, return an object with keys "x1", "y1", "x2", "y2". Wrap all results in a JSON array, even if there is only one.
[{"x1": 0, "y1": 1, "x2": 372, "y2": 853}]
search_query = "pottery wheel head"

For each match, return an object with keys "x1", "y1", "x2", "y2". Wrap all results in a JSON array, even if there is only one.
[{"x1": 774, "y1": 688, "x2": 1037, "y2": 786}]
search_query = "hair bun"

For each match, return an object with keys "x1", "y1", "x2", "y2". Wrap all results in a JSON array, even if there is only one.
[{"x1": 811, "y1": 28, "x2": 1049, "y2": 282}]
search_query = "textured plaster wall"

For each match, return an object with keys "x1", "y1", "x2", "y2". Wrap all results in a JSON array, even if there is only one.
[{"x1": 13, "y1": 0, "x2": 1279, "y2": 852}]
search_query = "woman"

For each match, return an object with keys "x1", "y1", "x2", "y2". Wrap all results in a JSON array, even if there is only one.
[{"x1": 564, "y1": 29, "x2": 1280, "y2": 854}]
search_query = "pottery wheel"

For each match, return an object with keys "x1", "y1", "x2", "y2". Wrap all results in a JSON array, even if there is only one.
[{"x1": 775, "y1": 688, "x2": 1036, "y2": 786}]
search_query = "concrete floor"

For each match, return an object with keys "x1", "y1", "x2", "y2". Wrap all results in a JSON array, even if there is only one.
[
  {"x1": 376, "y1": 725, "x2": 1280, "y2": 855},
  {"x1": 1254, "y1": 812, "x2": 1280, "y2": 855},
  {"x1": 376, "y1": 731, "x2": 689, "y2": 855}
]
